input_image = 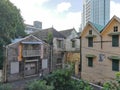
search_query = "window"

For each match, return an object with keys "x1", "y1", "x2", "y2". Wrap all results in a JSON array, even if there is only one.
[
  {"x1": 89, "y1": 30, "x2": 92, "y2": 34},
  {"x1": 88, "y1": 37, "x2": 93, "y2": 47},
  {"x1": 114, "y1": 26, "x2": 118, "y2": 32},
  {"x1": 112, "y1": 60, "x2": 119, "y2": 71},
  {"x1": 88, "y1": 57, "x2": 93, "y2": 67},
  {"x1": 57, "y1": 40, "x2": 62, "y2": 48},
  {"x1": 72, "y1": 40, "x2": 75, "y2": 48},
  {"x1": 112, "y1": 35, "x2": 119, "y2": 47},
  {"x1": 57, "y1": 58, "x2": 62, "y2": 64}
]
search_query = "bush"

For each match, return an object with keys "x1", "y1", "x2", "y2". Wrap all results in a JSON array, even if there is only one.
[
  {"x1": 103, "y1": 72, "x2": 120, "y2": 90},
  {"x1": 0, "y1": 83, "x2": 12, "y2": 90},
  {"x1": 43, "y1": 69, "x2": 93, "y2": 90},
  {"x1": 26, "y1": 80, "x2": 54, "y2": 90}
]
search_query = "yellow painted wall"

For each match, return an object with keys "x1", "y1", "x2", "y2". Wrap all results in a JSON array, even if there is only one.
[{"x1": 66, "y1": 52, "x2": 80, "y2": 75}]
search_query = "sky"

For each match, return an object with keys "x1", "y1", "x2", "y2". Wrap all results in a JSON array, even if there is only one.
[{"x1": 9, "y1": 0, "x2": 120, "y2": 31}]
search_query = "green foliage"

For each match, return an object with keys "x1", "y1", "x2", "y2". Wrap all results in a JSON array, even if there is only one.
[
  {"x1": 26, "y1": 68, "x2": 93, "y2": 90},
  {"x1": 103, "y1": 72, "x2": 120, "y2": 90},
  {"x1": 0, "y1": 83, "x2": 12, "y2": 90},
  {"x1": 26, "y1": 80, "x2": 54, "y2": 90},
  {"x1": 0, "y1": 0, "x2": 26, "y2": 69},
  {"x1": 0, "y1": 0, "x2": 26, "y2": 39},
  {"x1": 43, "y1": 69, "x2": 93, "y2": 90},
  {"x1": 46, "y1": 32, "x2": 53, "y2": 45}
]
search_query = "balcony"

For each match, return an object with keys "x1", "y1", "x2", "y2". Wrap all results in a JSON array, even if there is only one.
[{"x1": 22, "y1": 50, "x2": 40, "y2": 57}]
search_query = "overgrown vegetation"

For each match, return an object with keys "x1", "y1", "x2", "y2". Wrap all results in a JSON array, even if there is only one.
[
  {"x1": 0, "y1": 83, "x2": 12, "y2": 90},
  {"x1": 103, "y1": 72, "x2": 120, "y2": 90},
  {"x1": 0, "y1": 0, "x2": 26, "y2": 69},
  {"x1": 26, "y1": 80, "x2": 54, "y2": 90},
  {"x1": 26, "y1": 68, "x2": 93, "y2": 90}
]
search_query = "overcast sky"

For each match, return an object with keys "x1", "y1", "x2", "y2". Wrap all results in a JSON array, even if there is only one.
[{"x1": 9, "y1": 0, "x2": 120, "y2": 31}]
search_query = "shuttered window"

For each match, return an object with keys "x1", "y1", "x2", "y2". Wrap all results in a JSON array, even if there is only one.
[
  {"x1": 57, "y1": 40, "x2": 63, "y2": 48},
  {"x1": 112, "y1": 60, "x2": 119, "y2": 71},
  {"x1": 88, "y1": 37, "x2": 93, "y2": 47},
  {"x1": 112, "y1": 35, "x2": 119, "y2": 47},
  {"x1": 72, "y1": 40, "x2": 75, "y2": 48},
  {"x1": 88, "y1": 57, "x2": 93, "y2": 67}
]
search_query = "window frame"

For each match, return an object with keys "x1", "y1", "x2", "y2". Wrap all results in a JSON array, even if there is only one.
[
  {"x1": 57, "y1": 40, "x2": 62, "y2": 48},
  {"x1": 71, "y1": 40, "x2": 75, "y2": 48},
  {"x1": 88, "y1": 37, "x2": 93, "y2": 47},
  {"x1": 114, "y1": 26, "x2": 118, "y2": 32},
  {"x1": 88, "y1": 57, "x2": 93, "y2": 67},
  {"x1": 89, "y1": 30, "x2": 92, "y2": 35},
  {"x1": 112, "y1": 35, "x2": 119, "y2": 47},
  {"x1": 112, "y1": 60, "x2": 119, "y2": 71}
]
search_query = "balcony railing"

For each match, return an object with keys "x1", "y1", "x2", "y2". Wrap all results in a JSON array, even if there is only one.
[{"x1": 22, "y1": 50, "x2": 40, "y2": 57}]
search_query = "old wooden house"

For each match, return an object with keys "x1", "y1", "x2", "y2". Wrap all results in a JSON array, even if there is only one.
[
  {"x1": 31, "y1": 27, "x2": 66, "y2": 71},
  {"x1": 59, "y1": 28, "x2": 80, "y2": 76},
  {"x1": 3, "y1": 35, "x2": 50, "y2": 82}
]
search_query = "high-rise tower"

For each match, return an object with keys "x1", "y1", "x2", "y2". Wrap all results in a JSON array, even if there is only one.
[{"x1": 81, "y1": 0, "x2": 110, "y2": 29}]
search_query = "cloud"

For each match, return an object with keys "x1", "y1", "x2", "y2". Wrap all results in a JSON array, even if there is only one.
[
  {"x1": 56, "y1": 2, "x2": 71, "y2": 13},
  {"x1": 110, "y1": 0, "x2": 120, "y2": 18},
  {"x1": 9, "y1": 0, "x2": 81, "y2": 31},
  {"x1": 53, "y1": 12, "x2": 82, "y2": 31}
]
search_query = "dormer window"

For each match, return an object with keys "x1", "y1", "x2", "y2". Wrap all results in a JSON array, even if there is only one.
[
  {"x1": 114, "y1": 26, "x2": 118, "y2": 32},
  {"x1": 89, "y1": 30, "x2": 92, "y2": 35}
]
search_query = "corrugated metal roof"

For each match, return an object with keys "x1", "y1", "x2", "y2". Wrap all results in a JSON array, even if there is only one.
[
  {"x1": 21, "y1": 42, "x2": 42, "y2": 44},
  {"x1": 11, "y1": 38, "x2": 23, "y2": 43}
]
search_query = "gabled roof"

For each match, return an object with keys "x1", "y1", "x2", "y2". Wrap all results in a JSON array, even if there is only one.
[
  {"x1": 8, "y1": 35, "x2": 43, "y2": 46},
  {"x1": 101, "y1": 15, "x2": 120, "y2": 34},
  {"x1": 31, "y1": 27, "x2": 65, "y2": 41},
  {"x1": 90, "y1": 22, "x2": 104, "y2": 32},
  {"x1": 81, "y1": 21, "x2": 102, "y2": 37},
  {"x1": 59, "y1": 28, "x2": 77, "y2": 37}
]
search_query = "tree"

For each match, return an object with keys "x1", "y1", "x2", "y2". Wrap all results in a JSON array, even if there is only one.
[
  {"x1": 0, "y1": 0, "x2": 26, "y2": 68},
  {"x1": 46, "y1": 32, "x2": 53, "y2": 71},
  {"x1": 43, "y1": 68, "x2": 93, "y2": 90},
  {"x1": 46, "y1": 32, "x2": 53, "y2": 45}
]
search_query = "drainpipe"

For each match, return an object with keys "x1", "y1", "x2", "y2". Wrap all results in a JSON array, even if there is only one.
[
  {"x1": 100, "y1": 35, "x2": 103, "y2": 49},
  {"x1": 79, "y1": 36, "x2": 82, "y2": 78}
]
